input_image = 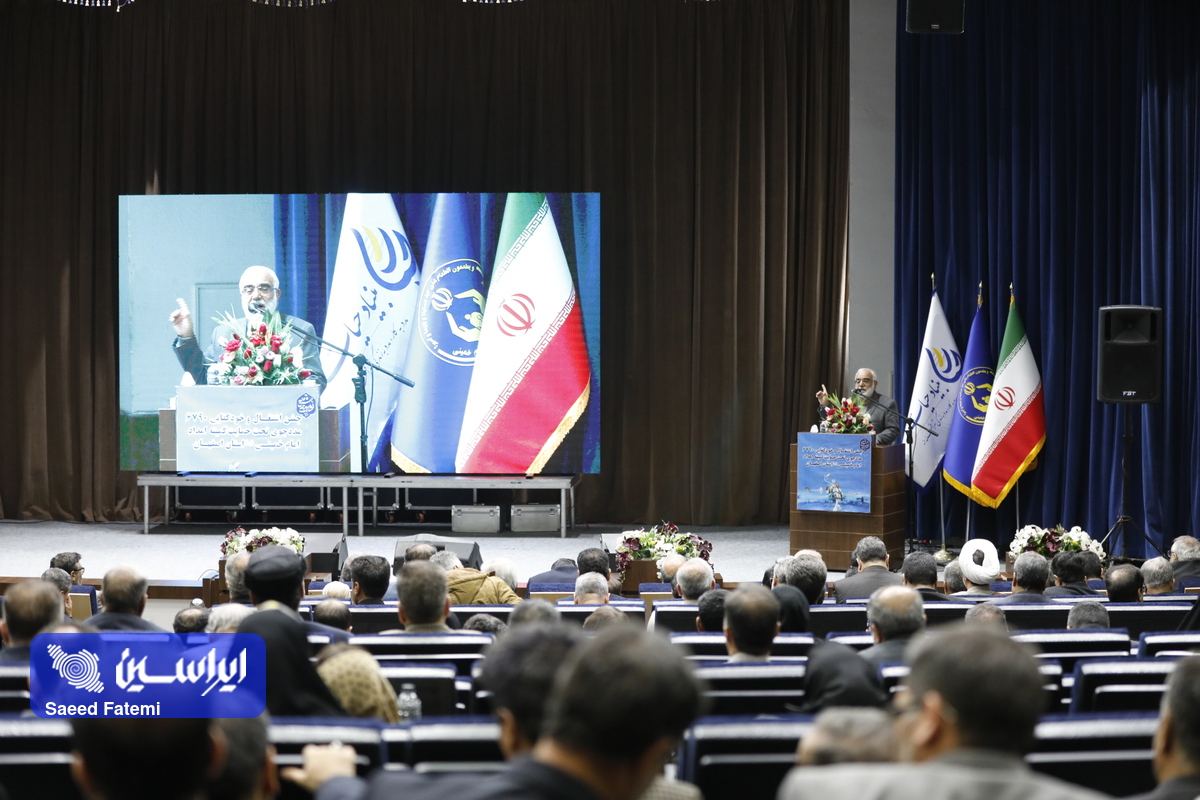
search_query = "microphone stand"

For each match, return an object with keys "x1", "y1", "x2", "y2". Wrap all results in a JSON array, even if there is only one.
[
  {"x1": 290, "y1": 329, "x2": 415, "y2": 475},
  {"x1": 853, "y1": 389, "x2": 938, "y2": 559}
]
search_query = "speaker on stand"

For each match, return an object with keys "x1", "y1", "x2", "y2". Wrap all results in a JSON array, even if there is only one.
[{"x1": 1096, "y1": 305, "x2": 1166, "y2": 559}]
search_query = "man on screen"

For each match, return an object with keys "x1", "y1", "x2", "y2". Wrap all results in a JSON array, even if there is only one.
[
  {"x1": 169, "y1": 265, "x2": 326, "y2": 388},
  {"x1": 816, "y1": 368, "x2": 900, "y2": 445}
]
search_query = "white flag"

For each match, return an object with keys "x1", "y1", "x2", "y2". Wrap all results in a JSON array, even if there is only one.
[
  {"x1": 320, "y1": 194, "x2": 420, "y2": 469},
  {"x1": 906, "y1": 291, "x2": 963, "y2": 489}
]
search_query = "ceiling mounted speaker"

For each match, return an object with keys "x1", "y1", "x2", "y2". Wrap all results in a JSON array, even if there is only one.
[{"x1": 906, "y1": 0, "x2": 965, "y2": 34}]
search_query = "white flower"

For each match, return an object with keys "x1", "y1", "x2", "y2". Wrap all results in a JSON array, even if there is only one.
[{"x1": 288, "y1": 346, "x2": 305, "y2": 369}]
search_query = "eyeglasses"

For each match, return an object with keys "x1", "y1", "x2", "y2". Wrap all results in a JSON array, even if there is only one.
[
  {"x1": 240, "y1": 284, "x2": 276, "y2": 295},
  {"x1": 73, "y1": 566, "x2": 85, "y2": 577}
]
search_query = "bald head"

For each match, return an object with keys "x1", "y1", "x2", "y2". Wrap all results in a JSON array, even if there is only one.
[
  {"x1": 101, "y1": 566, "x2": 150, "y2": 615},
  {"x1": 676, "y1": 558, "x2": 715, "y2": 601},
  {"x1": 660, "y1": 554, "x2": 687, "y2": 585},
  {"x1": 866, "y1": 585, "x2": 924, "y2": 642}
]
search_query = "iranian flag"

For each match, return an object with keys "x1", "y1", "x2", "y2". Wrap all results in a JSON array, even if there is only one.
[
  {"x1": 455, "y1": 193, "x2": 592, "y2": 474},
  {"x1": 970, "y1": 297, "x2": 1046, "y2": 507}
]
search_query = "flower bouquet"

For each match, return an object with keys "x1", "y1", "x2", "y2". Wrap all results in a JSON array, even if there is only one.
[
  {"x1": 615, "y1": 522, "x2": 713, "y2": 574},
  {"x1": 209, "y1": 309, "x2": 313, "y2": 386},
  {"x1": 221, "y1": 526, "x2": 306, "y2": 558},
  {"x1": 821, "y1": 393, "x2": 875, "y2": 435},
  {"x1": 1009, "y1": 524, "x2": 1105, "y2": 561}
]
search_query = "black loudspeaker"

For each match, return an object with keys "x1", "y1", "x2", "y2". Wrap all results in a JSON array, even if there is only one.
[
  {"x1": 1097, "y1": 305, "x2": 1163, "y2": 403},
  {"x1": 393, "y1": 534, "x2": 483, "y2": 573},
  {"x1": 906, "y1": 0, "x2": 965, "y2": 34}
]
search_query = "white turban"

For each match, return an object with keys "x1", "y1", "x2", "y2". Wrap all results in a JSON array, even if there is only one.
[{"x1": 959, "y1": 539, "x2": 1000, "y2": 586}]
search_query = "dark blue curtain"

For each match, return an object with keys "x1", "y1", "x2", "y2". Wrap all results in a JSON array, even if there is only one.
[{"x1": 895, "y1": 0, "x2": 1200, "y2": 557}]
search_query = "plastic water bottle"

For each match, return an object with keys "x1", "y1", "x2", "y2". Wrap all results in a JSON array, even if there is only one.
[{"x1": 397, "y1": 683, "x2": 422, "y2": 722}]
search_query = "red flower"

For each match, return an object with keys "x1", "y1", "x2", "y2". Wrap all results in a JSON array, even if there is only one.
[
  {"x1": 263, "y1": 360, "x2": 273, "y2": 373},
  {"x1": 249, "y1": 336, "x2": 264, "y2": 347},
  {"x1": 259, "y1": 324, "x2": 268, "y2": 335},
  {"x1": 285, "y1": 354, "x2": 294, "y2": 364},
  {"x1": 243, "y1": 348, "x2": 253, "y2": 359},
  {"x1": 299, "y1": 369, "x2": 312, "y2": 379},
  {"x1": 270, "y1": 336, "x2": 282, "y2": 353},
  {"x1": 224, "y1": 339, "x2": 240, "y2": 352},
  {"x1": 247, "y1": 366, "x2": 257, "y2": 376}
]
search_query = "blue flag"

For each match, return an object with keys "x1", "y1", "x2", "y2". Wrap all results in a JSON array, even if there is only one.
[
  {"x1": 942, "y1": 302, "x2": 994, "y2": 497},
  {"x1": 390, "y1": 194, "x2": 486, "y2": 473}
]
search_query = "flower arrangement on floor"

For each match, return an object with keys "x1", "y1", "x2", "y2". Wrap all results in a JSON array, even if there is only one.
[
  {"x1": 221, "y1": 526, "x2": 306, "y2": 558},
  {"x1": 1009, "y1": 524, "x2": 1105, "y2": 561},
  {"x1": 821, "y1": 393, "x2": 876, "y2": 435},
  {"x1": 209, "y1": 309, "x2": 313, "y2": 386},
  {"x1": 615, "y1": 522, "x2": 713, "y2": 574}
]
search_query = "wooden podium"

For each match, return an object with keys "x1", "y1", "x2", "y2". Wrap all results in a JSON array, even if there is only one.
[{"x1": 788, "y1": 442, "x2": 906, "y2": 570}]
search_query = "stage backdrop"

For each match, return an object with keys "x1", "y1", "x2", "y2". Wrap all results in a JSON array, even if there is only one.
[
  {"x1": 0, "y1": 0, "x2": 848, "y2": 523},
  {"x1": 895, "y1": 0, "x2": 1200, "y2": 556}
]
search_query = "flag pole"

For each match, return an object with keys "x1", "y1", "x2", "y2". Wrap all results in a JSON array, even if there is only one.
[{"x1": 935, "y1": 479, "x2": 950, "y2": 561}]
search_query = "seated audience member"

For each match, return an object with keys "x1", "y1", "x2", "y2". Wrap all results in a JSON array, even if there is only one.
[
  {"x1": 508, "y1": 598, "x2": 561, "y2": 628},
  {"x1": 1171, "y1": 536, "x2": 1200, "y2": 581},
  {"x1": 583, "y1": 606, "x2": 628, "y2": 631},
  {"x1": 773, "y1": 584, "x2": 811, "y2": 633},
  {"x1": 782, "y1": 555, "x2": 828, "y2": 605},
  {"x1": 435, "y1": 553, "x2": 522, "y2": 605},
  {"x1": 207, "y1": 716, "x2": 279, "y2": 800},
  {"x1": 404, "y1": 543, "x2": 438, "y2": 563},
  {"x1": 964, "y1": 602, "x2": 1007, "y2": 629},
  {"x1": 778, "y1": 625, "x2": 1107, "y2": 800},
  {"x1": 796, "y1": 707, "x2": 896, "y2": 766},
  {"x1": 242, "y1": 545, "x2": 350, "y2": 645},
  {"x1": 1081, "y1": 551, "x2": 1104, "y2": 581},
  {"x1": 574, "y1": 572, "x2": 610, "y2": 605},
  {"x1": 525, "y1": 557, "x2": 579, "y2": 588},
  {"x1": 835, "y1": 536, "x2": 901, "y2": 603},
  {"x1": 315, "y1": 644, "x2": 399, "y2": 723},
  {"x1": 992, "y1": 552, "x2": 1054, "y2": 604},
  {"x1": 724, "y1": 585, "x2": 781, "y2": 663},
  {"x1": 577, "y1": 547, "x2": 611, "y2": 579},
  {"x1": 957, "y1": 539, "x2": 1000, "y2": 595},
  {"x1": 393, "y1": 559, "x2": 456, "y2": 633},
  {"x1": 239, "y1": 609, "x2": 345, "y2": 717},
  {"x1": 1045, "y1": 551, "x2": 1101, "y2": 596},
  {"x1": 284, "y1": 626, "x2": 705, "y2": 800},
  {"x1": 1143, "y1": 557, "x2": 1176, "y2": 595},
  {"x1": 799, "y1": 639, "x2": 888, "y2": 713},
  {"x1": 206, "y1": 603, "x2": 255, "y2": 634},
  {"x1": 696, "y1": 588, "x2": 729, "y2": 632},
  {"x1": 348, "y1": 555, "x2": 390, "y2": 605},
  {"x1": 71, "y1": 718, "x2": 225, "y2": 800},
  {"x1": 224, "y1": 551, "x2": 252, "y2": 604},
  {"x1": 676, "y1": 558, "x2": 716, "y2": 602},
  {"x1": 900, "y1": 552, "x2": 953, "y2": 602},
  {"x1": 41, "y1": 567, "x2": 74, "y2": 616},
  {"x1": 85, "y1": 566, "x2": 166, "y2": 632},
  {"x1": 860, "y1": 586, "x2": 925, "y2": 668},
  {"x1": 1106, "y1": 563, "x2": 1145, "y2": 603},
  {"x1": 321, "y1": 581, "x2": 352, "y2": 599},
  {"x1": 772, "y1": 556, "x2": 796, "y2": 588},
  {"x1": 50, "y1": 551, "x2": 86, "y2": 588},
  {"x1": 0, "y1": 580, "x2": 64, "y2": 664},
  {"x1": 173, "y1": 605, "x2": 210, "y2": 634},
  {"x1": 1128, "y1": 657, "x2": 1200, "y2": 800},
  {"x1": 660, "y1": 553, "x2": 687, "y2": 594},
  {"x1": 312, "y1": 599, "x2": 352, "y2": 632},
  {"x1": 1067, "y1": 601, "x2": 1110, "y2": 630},
  {"x1": 480, "y1": 558, "x2": 519, "y2": 593},
  {"x1": 463, "y1": 613, "x2": 508, "y2": 635},
  {"x1": 942, "y1": 561, "x2": 966, "y2": 595},
  {"x1": 762, "y1": 566, "x2": 776, "y2": 589}
]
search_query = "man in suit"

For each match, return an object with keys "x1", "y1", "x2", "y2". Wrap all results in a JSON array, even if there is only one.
[
  {"x1": 778, "y1": 625, "x2": 1107, "y2": 800},
  {"x1": 816, "y1": 368, "x2": 901, "y2": 445},
  {"x1": 1044, "y1": 552, "x2": 1101, "y2": 596},
  {"x1": 1106, "y1": 564, "x2": 1145, "y2": 603},
  {"x1": 860, "y1": 586, "x2": 925, "y2": 668},
  {"x1": 1170, "y1": 537, "x2": 1200, "y2": 583},
  {"x1": 0, "y1": 580, "x2": 64, "y2": 665},
  {"x1": 84, "y1": 566, "x2": 167, "y2": 632},
  {"x1": 348, "y1": 555, "x2": 390, "y2": 606},
  {"x1": 992, "y1": 552, "x2": 1054, "y2": 604},
  {"x1": 834, "y1": 536, "x2": 901, "y2": 603},
  {"x1": 723, "y1": 585, "x2": 780, "y2": 663},
  {"x1": 1128, "y1": 657, "x2": 1200, "y2": 800},
  {"x1": 170, "y1": 265, "x2": 325, "y2": 387},
  {"x1": 1143, "y1": 557, "x2": 1176, "y2": 595},
  {"x1": 900, "y1": 552, "x2": 954, "y2": 602}
]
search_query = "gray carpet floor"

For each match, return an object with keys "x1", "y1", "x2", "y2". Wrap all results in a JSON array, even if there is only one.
[{"x1": 0, "y1": 520, "x2": 792, "y2": 585}]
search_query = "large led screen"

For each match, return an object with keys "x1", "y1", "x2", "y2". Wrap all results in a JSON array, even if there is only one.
[{"x1": 119, "y1": 193, "x2": 600, "y2": 475}]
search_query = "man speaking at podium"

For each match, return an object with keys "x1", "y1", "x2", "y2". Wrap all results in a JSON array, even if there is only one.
[
  {"x1": 816, "y1": 368, "x2": 900, "y2": 445},
  {"x1": 169, "y1": 265, "x2": 326, "y2": 388}
]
